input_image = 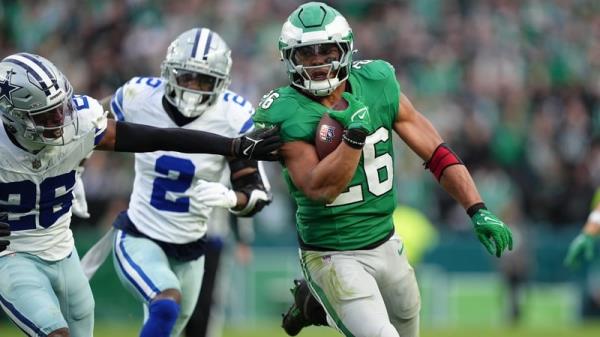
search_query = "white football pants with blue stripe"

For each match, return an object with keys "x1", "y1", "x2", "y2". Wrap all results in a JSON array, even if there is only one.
[
  {"x1": 0, "y1": 250, "x2": 94, "y2": 337},
  {"x1": 112, "y1": 229, "x2": 204, "y2": 337}
]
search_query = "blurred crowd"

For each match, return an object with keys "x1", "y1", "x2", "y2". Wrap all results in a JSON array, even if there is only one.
[{"x1": 1, "y1": 0, "x2": 598, "y2": 231}]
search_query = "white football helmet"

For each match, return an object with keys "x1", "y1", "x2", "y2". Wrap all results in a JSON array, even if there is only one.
[
  {"x1": 0, "y1": 53, "x2": 77, "y2": 149},
  {"x1": 161, "y1": 28, "x2": 232, "y2": 118},
  {"x1": 279, "y1": 2, "x2": 354, "y2": 97}
]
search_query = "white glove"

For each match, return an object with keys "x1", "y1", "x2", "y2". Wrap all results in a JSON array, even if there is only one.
[
  {"x1": 193, "y1": 180, "x2": 238, "y2": 209},
  {"x1": 72, "y1": 167, "x2": 90, "y2": 218}
]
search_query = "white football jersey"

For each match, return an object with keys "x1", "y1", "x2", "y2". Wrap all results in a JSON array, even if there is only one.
[
  {"x1": 110, "y1": 77, "x2": 255, "y2": 244},
  {"x1": 0, "y1": 95, "x2": 108, "y2": 261}
]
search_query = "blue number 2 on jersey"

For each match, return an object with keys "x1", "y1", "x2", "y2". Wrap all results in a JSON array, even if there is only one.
[
  {"x1": 0, "y1": 171, "x2": 76, "y2": 231},
  {"x1": 150, "y1": 155, "x2": 196, "y2": 212}
]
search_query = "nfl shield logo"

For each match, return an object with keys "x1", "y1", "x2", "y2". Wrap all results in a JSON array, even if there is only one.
[
  {"x1": 32, "y1": 159, "x2": 41, "y2": 169},
  {"x1": 319, "y1": 125, "x2": 335, "y2": 143}
]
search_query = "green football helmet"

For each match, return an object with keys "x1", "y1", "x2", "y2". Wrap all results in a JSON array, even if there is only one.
[{"x1": 279, "y1": 2, "x2": 354, "y2": 96}]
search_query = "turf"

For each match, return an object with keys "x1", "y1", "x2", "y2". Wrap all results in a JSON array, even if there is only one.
[{"x1": 1, "y1": 323, "x2": 600, "y2": 337}]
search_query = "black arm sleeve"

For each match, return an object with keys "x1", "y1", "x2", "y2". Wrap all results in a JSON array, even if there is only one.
[{"x1": 114, "y1": 121, "x2": 233, "y2": 155}]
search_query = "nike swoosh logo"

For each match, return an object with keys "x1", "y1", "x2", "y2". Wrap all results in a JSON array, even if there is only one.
[
  {"x1": 242, "y1": 138, "x2": 260, "y2": 156},
  {"x1": 351, "y1": 107, "x2": 368, "y2": 121},
  {"x1": 482, "y1": 216, "x2": 504, "y2": 226},
  {"x1": 243, "y1": 144, "x2": 253, "y2": 156}
]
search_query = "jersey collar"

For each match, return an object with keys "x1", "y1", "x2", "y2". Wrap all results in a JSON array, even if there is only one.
[{"x1": 162, "y1": 97, "x2": 200, "y2": 127}]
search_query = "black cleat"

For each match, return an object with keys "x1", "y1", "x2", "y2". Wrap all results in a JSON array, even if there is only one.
[
  {"x1": 281, "y1": 279, "x2": 327, "y2": 336},
  {"x1": 282, "y1": 302, "x2": 311, "y2": 336}
]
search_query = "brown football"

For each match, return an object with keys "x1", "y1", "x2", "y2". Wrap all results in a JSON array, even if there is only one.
[{"x1": 315, "y1": 113, "x2": 343, "y2": 160}]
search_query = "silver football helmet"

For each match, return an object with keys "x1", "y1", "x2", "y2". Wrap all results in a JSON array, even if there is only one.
[
  {"x1": 161, "y1": 28, "x2": 232, "y2": 118},
  {"x1": 0, "y1": 53, "x2": 77, "y2": 149}
]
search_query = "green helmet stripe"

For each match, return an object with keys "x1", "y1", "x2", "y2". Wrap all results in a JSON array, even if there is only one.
[{"x1": 290, "y1": 2, "x2": 337, "y2": 30}]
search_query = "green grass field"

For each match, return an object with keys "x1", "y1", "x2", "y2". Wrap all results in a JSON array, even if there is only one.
[{"x1": 2, "y1": 323, "x2": 600, "y2": 337}]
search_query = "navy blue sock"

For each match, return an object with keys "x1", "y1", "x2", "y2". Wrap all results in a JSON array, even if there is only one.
[{"x1": 140, "y1": 299, "x2": 180, "y2": 337}]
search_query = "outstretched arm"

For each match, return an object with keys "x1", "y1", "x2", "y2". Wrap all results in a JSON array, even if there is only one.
[
  {"x1": 94, "y1": 120, "x2": 281, "y2": 161},
  {"x1": 394, "y1": 92, "x2": 512, "y2": 257},
  {"x1": 393, "y1": 93, "x2": 482, "y2": 208}
]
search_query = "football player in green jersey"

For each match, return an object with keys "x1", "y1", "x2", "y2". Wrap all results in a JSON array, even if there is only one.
[
  {"x1": 253, "y1": 2, "x2": 514, "y2": 337},
  {"x1": 565, "y1": 190, "x2": 600, "y2": 267}
]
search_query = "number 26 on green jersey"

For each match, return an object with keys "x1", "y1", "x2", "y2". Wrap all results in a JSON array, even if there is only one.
[{"x1": 327, "y1": 127, "x2": 393, "y2": 206}]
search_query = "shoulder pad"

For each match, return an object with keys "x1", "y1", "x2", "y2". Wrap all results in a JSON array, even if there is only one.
[
  {"x1": 222, "y1": 90, "x2": 255, "y2": 134},
  {"x1": 254, "y1": 87, "x2": 303, "y2": 126},
  {"x1": 73, "y1": 94, "x2": 108, "y2": 141},
  {"x1": 111, "y1": 76, "x2": 164, "y2": 121},
  {"x1": 254, "y1": 87, "x2": 325, "y2": 143},
  {"x1": 350, "y1": 60, "x2": 396, "y2": 81}
]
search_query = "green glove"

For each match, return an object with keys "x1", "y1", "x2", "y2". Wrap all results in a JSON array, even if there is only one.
[
  {"x1": 328, "y1": 92, "x2": 374, "y2": 135},
  {"x1": 564, "y1": 233, "x2": 597, "y2": 268},
  {"x1": 471, "y1": 209, "x2": 514, "y2": 257}
]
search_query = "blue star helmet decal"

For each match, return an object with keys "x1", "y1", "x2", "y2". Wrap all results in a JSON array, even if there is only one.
[{"x1": 0, "y1": 70, "x2": 22, "y2": 104}]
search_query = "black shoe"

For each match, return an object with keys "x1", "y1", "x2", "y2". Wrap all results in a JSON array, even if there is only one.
[{"x1": 281, "y1": 302, "x2": 311, "y2": 336}]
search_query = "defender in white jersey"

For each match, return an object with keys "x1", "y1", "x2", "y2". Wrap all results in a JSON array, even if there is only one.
[
  {"x1": 0, "y1": 52, "x2": 281, "y2": 337},
  {"x1": 100, "y1": 28, "x2": 272, "y2": 337}
]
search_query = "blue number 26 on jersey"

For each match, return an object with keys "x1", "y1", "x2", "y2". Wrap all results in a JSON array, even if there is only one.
[{"x1": 0, "y1": 171, "x2": 76, "y2": 231}]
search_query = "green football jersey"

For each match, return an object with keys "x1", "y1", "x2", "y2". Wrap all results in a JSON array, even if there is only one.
[{"x1": 254, "y1": 60, "x2": 401, "y2": 250}]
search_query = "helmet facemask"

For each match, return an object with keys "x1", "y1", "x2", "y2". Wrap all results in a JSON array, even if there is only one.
[
  {"x1": 162, "y1": 66, "x2": 230, "y2": 118},
  {"x1": 282, "y1": 40, "x2": 352, "y2": 96},
  {"x1": 24, "y1": 96, "x2": 78, "y2": 146}
]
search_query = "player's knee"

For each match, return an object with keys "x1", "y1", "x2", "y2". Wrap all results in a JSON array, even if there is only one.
[
  {"x1": 149, "y1": 298, "x2": 180, "y2": 325},
  {"x1": 352, "y1": 321, "x2": 399, "y2": 337},
  {"x1": 71, "y1": 293, "x2": 95, "y2": 321},
  {"x1": 48, "y1": 327, "x2": 70, "y2": 337},
  {"x1": 375, "y1": 323, "x2": 400, "y2": 337},
  {"x1": 388, "y1": 272, "x2": 421, "y2": 320},
  {"x1": 393, "y1": 315, "x2": 419, "y2": 337},
  {"x1": 154, "y1": 288, "x2": 182, "y2": 304}
]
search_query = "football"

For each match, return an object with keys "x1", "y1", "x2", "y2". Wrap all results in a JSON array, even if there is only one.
[{"x1": 315, "y1": 113, "x2": 343, "y2": 160}]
